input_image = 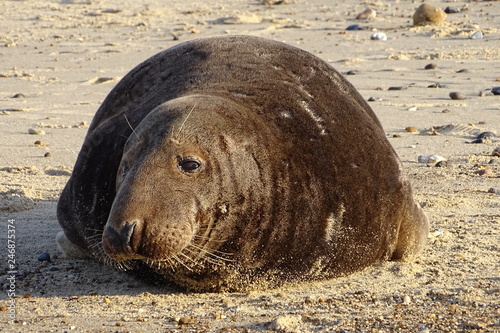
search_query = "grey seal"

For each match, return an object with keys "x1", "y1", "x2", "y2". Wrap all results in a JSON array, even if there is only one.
[{"x1": 57, "y1": 35, "x2": 429, "y2": 291}]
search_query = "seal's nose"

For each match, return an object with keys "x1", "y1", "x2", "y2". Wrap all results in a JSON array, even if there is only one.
[{"x1": 102, "y1": 221, "x2": 137, "y2": 259}]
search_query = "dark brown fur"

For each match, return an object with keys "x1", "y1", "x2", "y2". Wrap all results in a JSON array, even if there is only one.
[{"x1": 57, "y1": 35, "x2": 429, "y2": 291}]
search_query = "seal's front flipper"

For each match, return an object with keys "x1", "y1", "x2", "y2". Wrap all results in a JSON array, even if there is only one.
[{"x1": 56, "y1": 230, "x2": 92, "y2": 259}]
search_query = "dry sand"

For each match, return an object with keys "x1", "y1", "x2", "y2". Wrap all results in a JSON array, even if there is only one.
[{"x1": 0, "y1": 0, "x2": 499, "y2": 332}]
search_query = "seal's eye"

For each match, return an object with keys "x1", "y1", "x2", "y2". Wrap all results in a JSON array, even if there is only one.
[{"x1": 179, "y1": 158, "x2": 201, "y2": 173}]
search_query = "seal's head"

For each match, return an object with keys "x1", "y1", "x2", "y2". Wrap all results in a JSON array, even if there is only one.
[{"x1": 101, "y1": 94, "x2": 273, "y2": 279}]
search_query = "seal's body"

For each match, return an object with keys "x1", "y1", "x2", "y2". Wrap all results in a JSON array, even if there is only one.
[{"x1": 57, "y1": 35, "x2": 428, "y2": 291}]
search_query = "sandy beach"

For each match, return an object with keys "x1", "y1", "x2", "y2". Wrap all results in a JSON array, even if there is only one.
[{"x1": 1, "y1": 0, "x2": 499, "y2": 332}]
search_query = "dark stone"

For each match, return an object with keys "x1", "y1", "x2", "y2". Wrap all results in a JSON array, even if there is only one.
[
  {"x1": 449, "y1": 92, "x2": 466, "y2": 100},
  {"x1": 444, "y1": 7, "x2": 461, "y2": 14},
  {"x1": 346, "y1": 24, "x2": 361, "y2": 31},
  {"x1": 487, "y1": 188, "x2": 499, "y2": 195},
  {"x1": 471, "y1": 132, "x2": 495, "y2": 144},
  {"x1": 38, "y1": 252, "x2": 51, "y2": 262}
]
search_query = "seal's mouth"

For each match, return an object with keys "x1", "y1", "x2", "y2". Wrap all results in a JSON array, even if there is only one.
[
  {"x1": 101, "y1": 219, "x2": 199, "y2": 265},
  {"x1": 96, "y1": 216, "x2": 235, "y2": 274}
]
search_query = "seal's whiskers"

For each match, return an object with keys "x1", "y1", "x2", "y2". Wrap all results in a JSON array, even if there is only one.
[
  {"x1": 187, "y1": 243, "x2": 234, "y2": 264},
  {"x1": 172, "y1": 255, "x2": 193, "y2": 271},
  {"x1": 178, "y1": 251, "x2": 197, "y2": 264},
  {"x1": 177, "y1": 104, "x2": 196, "y2": 135},
  {"x1": 192, "y1": 234, "x2": 227, "y2": 244},
  {"x1": 123, "y1": 114, "x2": 140, "y2": 140}
]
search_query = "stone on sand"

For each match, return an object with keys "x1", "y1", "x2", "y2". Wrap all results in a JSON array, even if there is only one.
[{"x1": 413, "y1": 4, "x2": 447, "y2": 26}]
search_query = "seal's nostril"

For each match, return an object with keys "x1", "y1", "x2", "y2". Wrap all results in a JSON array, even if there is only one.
[
  {"x1": 104, "y1": 225, "x2": 121, "y2": 253},
  {"x1": 104, "y1": 221, "x2": 137, "y2": 255},
  {"x1": 120, "y1": 221, "x2": 137, "y2": 253}
]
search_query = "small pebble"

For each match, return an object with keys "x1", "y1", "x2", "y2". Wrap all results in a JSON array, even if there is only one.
[
  {"x1": 449, "y1": 92, "x2": 466, "y2": 100},
  {"x1": 407, "y1": 106, "x2": 417, "y2": 112},
  {"x1": 44, "y1": 152, "x2": 51, "y2": 157},
  {"x1": 304, "y1": 296, "x2": 314, "y2": 304},
  {"x1": 34, "y1": 140, "x2": 46, "y2": 147},
  {"x1": 492, "y1": 147, "x2": 500, "y2": 157},
  {"x1": 418, "y1": 155, "x2": 446, "y2": 164},
  {"x1": 48, "y1": 266, "x2": 59, "y2": 272},
  {"x1": 456, "y1": 69, "x2": 469, "y2": 73},
  {"x1": 405, "y1": 126, "x2": 419, "y2": 133},
  {"x1": 469, "y1": 31, "x2": 483, "y2": 39},
  {"x1": 491, "y1": 87, "x2": 500, "y2": 95},
  {"x1": 435, "y1": 160, "x2": 448, "y2": 167},
  {"x1": 346, "y1": 24, "x2": 361, "y2": 31},
  {"x1": 444, "y1": 7, "x2": 461, "y2": 14},
  {"x1": 479, "y1": 91, "x2": 486, "y2": 97},
  {"x1": 345, "y1": 70, "x2": 359, "y2": 75},
  {"x1": 471, "y1": 132, "x2": 496, "y2": 144},
  {"x1": 28, "y1": 128, "x2": 46, "y2": 135},
  {"x1": 429, "y1": 230, "x2": 443, "y2": 238},
  {"x1": 178, "y1": 316, "x2": 194, "y2": 325},
  {"x1": 475, "y1": 169, "x2": 492, "y2": 176},
  {"x1": 356, "y1": 8, "x2": 376, "y2": 20},
  {"x1": 403, "y1": 295, "x2": 411, "y2": 304},
  {"x1": 428, "y1": 83, "x2": 441, "y2": 88},
  {"x1": 38, "y1": 252, "x2": 51, "y2": 262},
  {"x1": 370, "y1": 32, "x2": 387, "y2": 41},
  {"x1": 424, "y1": 63, "x2": 437, "y2": 70},
  {"x1": 487, "y1": 188, "x2": 499, "y2": 195},
  {"x1": 11, "y1": 93, "x2": 26, "y2": 98},
  {"x1": 442, "y1": 109, "x2": 451, "y2": 113},
  {"x1": 388, "y1": 86, "x2": 406, "y2": 91}
]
